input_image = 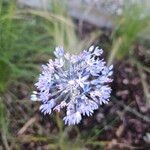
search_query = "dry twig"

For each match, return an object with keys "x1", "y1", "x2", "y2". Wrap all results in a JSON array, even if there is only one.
[{"x1": 17, "y1": 116, "x2": 37, "y2": 135}]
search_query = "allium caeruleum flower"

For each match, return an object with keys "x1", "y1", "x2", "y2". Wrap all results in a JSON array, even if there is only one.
[{"x1": 31, "y1": 46, "x2": 113, "y2": 125}]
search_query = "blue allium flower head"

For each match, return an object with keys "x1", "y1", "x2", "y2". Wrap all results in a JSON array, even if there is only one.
[{"x1": 31, "y1": 46, "x2": 113, "y2": 125}]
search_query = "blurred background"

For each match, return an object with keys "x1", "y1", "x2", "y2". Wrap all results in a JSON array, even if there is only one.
[{"x1": 0, "y1": 0, "x2": 150, "y2": 149}]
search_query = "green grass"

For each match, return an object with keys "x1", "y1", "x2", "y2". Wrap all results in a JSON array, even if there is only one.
[
  {"x1": 108, "y1": 1, "x2": 150, "y2": 65},
  {"x1": 0, "y1": 98, "x2": 9, "y2": 150}
]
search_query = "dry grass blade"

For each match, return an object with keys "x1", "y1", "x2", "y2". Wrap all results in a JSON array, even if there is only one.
[
  {"x1": 16, "y1": 135, "x2": 50, "y2": 143},
  {"x1": 107, "y1": 38, "x2": 122, "y2": 65},
  {"x1": 0, "y1": 98, "x2": 10, "y2": 150},
  {"x1": 138, "y1": 65, "x2": 150, "y2": 107},
  {"x1": 77, "y1": 30, "x2": 102, "y2": 52},
  {"x1": 112, "y1": 97, "x2": 150, "y2": 122},
  {"x1": 15, "y1": 9, "x2": 75, "y2": 27},
  {"x1": 17, "y1": 116, "x2": 37, "y2": 135}
]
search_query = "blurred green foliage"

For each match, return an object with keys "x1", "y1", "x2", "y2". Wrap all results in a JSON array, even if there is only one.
[
  {"x1": 0, "y1": 97, "x2": 10, "y2": 149},
  {"x1": 0, "y1": 58, "x2": 11, "y2": 91},
  {"x1": 0, "y1": 0, "x2": 14, "y2": 92},
  {"x1": 108, "y1": 1, "x2": 150, "y2": 65}
]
